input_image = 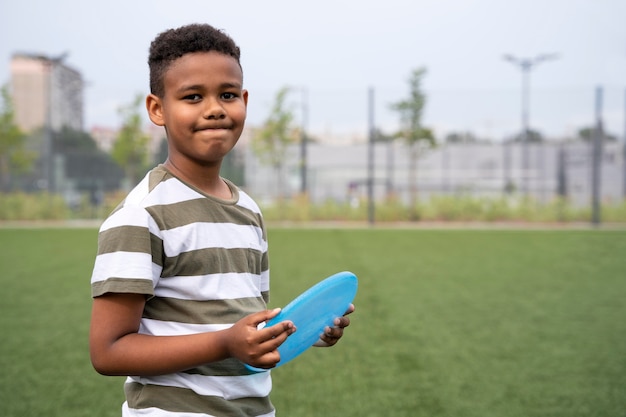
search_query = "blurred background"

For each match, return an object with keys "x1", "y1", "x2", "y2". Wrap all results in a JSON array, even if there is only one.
[{"x1": 1, "y1": 0, "x2": 625, "y2": 224}]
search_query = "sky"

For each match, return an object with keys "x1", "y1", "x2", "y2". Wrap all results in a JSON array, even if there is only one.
[{"x1": 1, "y1": 0, "x2": 625, "y2": 142}]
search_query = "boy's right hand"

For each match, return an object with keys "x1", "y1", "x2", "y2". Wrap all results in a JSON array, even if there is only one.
[{"x1": 225, "y1": 308, "x2": 296, "y2": 370}]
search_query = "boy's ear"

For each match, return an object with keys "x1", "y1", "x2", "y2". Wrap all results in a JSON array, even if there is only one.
[{"x1": 146, "y1": 94, "x2": 165, "y2": 126}]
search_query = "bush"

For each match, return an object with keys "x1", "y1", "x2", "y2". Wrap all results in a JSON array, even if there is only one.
[
  {"x1": 0, "y1": 191, "x2": 126, "y2": 221},
  {"x1": 0, "y1": 191, "x2": 624, "y2": 224},
  {"x1": 0, "y1": 192, "x2": 69, "y2": 220},
  {"x1": 259, "y1": 194, "x2": 626, "y2": 224}
]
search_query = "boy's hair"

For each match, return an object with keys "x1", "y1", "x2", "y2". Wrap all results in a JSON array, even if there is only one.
[{"x1": 148, "y1": 23, "x2": 242, "y2": 97}]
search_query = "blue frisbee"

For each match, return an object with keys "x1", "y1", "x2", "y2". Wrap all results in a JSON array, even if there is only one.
[{"x1": 245, "y1": 271, "x2": 358, "y2": 373}]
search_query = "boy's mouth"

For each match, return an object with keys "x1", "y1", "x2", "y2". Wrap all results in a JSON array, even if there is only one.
[{"x1": 194, "y1": 124, "x2": 231, "y2": 132}]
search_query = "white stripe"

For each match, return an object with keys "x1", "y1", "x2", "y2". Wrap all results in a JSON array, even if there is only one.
[
  {"x1": 237, "y1": 190, "x2": 262, "y2": 214},
  {"x1": 128, "y1": 372, "x2": 272, "y2": 400},
  {"x1": 142, "y1": 177, "x2": 205, "y2": 207},
  {"x1": 91, "y1": 252, "x2": 161, "y2": 283},
  {"x1": 100, "y1": 205, "x2": 161, "y2": 236},
  {"x1": 139, "y1": 319, "x2": 231, "y2": 336},
  {"x1": 161, "y1": 223, "x2": 266, "y2": 257},
  {"x1": 155, "y1": 272, "x2": 263, "y2": 301},
  {"x1": 260, "y1": 270, "x2": 270, "y2": 293},
  {"x1": 122, "y1": 403, "x2": 274, "y2": 417},
  {"x1": 124, "y1": 175, "x2": 150, "y2": 206}
]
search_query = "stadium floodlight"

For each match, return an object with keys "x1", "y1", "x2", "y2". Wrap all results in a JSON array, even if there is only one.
[{"x1": 503, "y1": 53, "x2": 559, "y2": 195}]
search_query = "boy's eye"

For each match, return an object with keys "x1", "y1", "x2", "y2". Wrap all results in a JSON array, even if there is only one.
[
  {"x1": 184, "y1": 94, "x2": 202, "y2": 101},
  {"x1": 222, "y1": 92, "x2": 238, "y2": 100}
]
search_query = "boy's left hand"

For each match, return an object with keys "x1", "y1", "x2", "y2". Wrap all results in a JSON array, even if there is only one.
[{"x1": 314, "y1": 303, "x2": 355, "y2": 347}]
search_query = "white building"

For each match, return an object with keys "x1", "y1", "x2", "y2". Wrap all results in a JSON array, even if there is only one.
[{"x1": 10, "y1": 53, "x2": 84, "y2": 133}]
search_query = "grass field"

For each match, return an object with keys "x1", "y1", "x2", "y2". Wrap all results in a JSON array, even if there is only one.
[{"x1": 0, "y1": 226, "x2": 625, "y2": 416}]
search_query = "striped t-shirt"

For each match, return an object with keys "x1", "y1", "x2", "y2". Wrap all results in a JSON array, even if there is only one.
[{"x1": 91, "y1": 165, "x2": 274, "y2": 417}]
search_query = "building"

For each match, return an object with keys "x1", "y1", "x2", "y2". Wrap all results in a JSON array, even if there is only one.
[
  {"x1": 10, "y1": 52, "x2": 84, "y2": 133},
  {"x1": 8, "y1": 53, "x2": 121, "y2": 195},
  {"x1": 90, "y1": 125, "x2": 118, "y2": 153}
]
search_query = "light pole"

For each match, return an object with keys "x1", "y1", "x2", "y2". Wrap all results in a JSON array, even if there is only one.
[
  {"x1": 503, "y1": 53, "x2": 558, "y2": 196},
  {"x1": 42, "y1": 57, "x2": 55, "y2": 193},
  {"x1": 623, "y1": 87, "x2": 626, "y2": 199},
  {"x1": 299, "y1": 87, "x2": 308, "y2": 196},
  {"x1": 367, "y1": 87, "x2": 375, "y2": 225}
]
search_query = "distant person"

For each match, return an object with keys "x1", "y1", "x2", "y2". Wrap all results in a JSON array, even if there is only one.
[{"x1": 89, "y1": 23, "x2": 354, "y2": 416}]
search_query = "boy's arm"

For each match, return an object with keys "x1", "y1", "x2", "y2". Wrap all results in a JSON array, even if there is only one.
[{"x1": 89, "y1": 293, "x2": 295, "y2": 376}]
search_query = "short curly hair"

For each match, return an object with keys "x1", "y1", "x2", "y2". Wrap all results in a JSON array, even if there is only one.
[{"x1": 148, "y1": 23, "x2": 242, "y2": 97}]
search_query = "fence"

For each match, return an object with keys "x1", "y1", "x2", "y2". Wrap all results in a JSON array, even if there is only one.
[{"x1": 242, "y1": 140, "x2": 626, "y2": 210}]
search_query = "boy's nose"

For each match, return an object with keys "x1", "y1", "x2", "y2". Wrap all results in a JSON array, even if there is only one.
[{"x1": 203, "y1": 99, "x2": 226, "y2": 119}]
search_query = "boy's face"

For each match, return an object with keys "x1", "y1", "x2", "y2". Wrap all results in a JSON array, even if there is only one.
[{"x1": 147, "y1": 51, "x2": 248, "y2": 168}]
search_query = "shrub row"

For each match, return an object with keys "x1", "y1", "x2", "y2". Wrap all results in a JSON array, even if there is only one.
[
  {"x1": 260, "y1": 195, "x2": 626, "y2": 224},
  {"x1": 1, "y1": 191, "x2": 625, "y2": 224}
]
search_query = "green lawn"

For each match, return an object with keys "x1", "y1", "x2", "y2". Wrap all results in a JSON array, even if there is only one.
[{"x1": 0, "y1": 227, "x2": 624, "y2": 417}]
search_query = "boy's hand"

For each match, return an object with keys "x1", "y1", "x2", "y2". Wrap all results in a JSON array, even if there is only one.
[
  {"x1": 225, "y1": 308, "x2": 296, "y2": 369},
  {"x1": 314, "y1": 303, "x2": 355, "y2": 347}
]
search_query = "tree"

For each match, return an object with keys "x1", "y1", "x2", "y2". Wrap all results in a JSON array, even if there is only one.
[
  {"x1": 54, "y1": 126, "x2": 100, "y2": 152},
  {"x1": 53, "y1": 126, "x2": 124, "y2": 193},
  {"x1": 154, "y1": 137, "x2": 168, "y2": 166},
  {"x1": 0, "y1": 84, "x2": 35, "y2": 191},
  {"x1": 445, "y1": 131, "x2": 479, "y2": 144},
  {"x1": 111, "y1": 94, "x2": 151, "y2": 187},
  {"x1": 577, "y1": 126, "x2": 617, "y2": 142},
  {"x1": 251, "y1": 86, "x2": 299, "y2": 200},
  {"x1": 512, "y1": 128, "x2": 544, "y2": 143},
  {"x1": 390, "y1": 67, "x2": 435, "y2": 217}
]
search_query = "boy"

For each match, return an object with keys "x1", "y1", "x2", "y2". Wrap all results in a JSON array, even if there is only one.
[{"x1": 89, "y1": 23, "x2": 353, "y2": 417}]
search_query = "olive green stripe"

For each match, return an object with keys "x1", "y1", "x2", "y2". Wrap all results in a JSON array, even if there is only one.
[
  {"x1": 162, "y1": 247, "x2": 266, "y2": 277},
  {"x1": 125, "y1": 382, "x2": 274, "y2": 416},
  {"x1": 91, "y1": 278, "x2": 154, "y2": 298},
  {"x1": 143, "y1": 296, "x2": 266, "y2": 324},
  {"x1": 148, "y1": 167, "x2": 168, "y2": 191},
  {"x1": 186, "y1": 358, "x2": 249, "y2": 377},
  {"x1": 146, "y1": 198, "x2": 264, "y2": 231},
  {"x1": 98, "y1": 226, "x2": 164, "y2": 266},
  {"x1": 98, "y1": 225, "x2": 150, "y2": 254},
  {"x1": 150, "y1": 233, "x2": 164, "y2": 266}
]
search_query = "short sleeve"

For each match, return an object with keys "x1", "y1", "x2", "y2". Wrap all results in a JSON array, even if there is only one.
[{"x1": 91, "y1": 204, "x2": 164, "y2": 298}]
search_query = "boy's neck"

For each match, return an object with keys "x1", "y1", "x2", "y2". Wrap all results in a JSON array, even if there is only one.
[{"x1": 164, "y1": 158, "x2": 232, "y2": 199}]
